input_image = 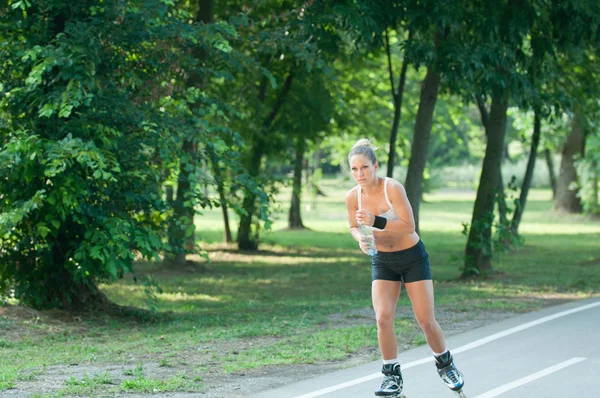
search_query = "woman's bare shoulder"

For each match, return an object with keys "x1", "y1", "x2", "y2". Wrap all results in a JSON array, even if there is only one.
[
  {"x1": 385, "y1": 177, "x2": 405, "y2": 191},
  {"x1": 345, "y1": 185, "x2": 359, "y2": 205},
  {"x1": 385, "y1": 178, "x2": 409, "y2": 203}
]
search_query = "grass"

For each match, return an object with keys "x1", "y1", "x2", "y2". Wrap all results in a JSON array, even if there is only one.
[{"x1": 1, "y1": 178, "x2": 599, "y2": 396}]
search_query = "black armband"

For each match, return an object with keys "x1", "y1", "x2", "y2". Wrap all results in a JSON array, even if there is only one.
[{"x1": 373, "y1": 215, "x2": 387, "y2": 230}]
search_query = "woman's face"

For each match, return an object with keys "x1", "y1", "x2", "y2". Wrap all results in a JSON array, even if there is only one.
[{"x1": 350, "y1": 154, "x2": 378, "y2": 185}]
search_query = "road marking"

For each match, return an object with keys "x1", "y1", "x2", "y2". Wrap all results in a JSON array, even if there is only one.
[
  {"x1": 452, "y1": 301, "x2": 600, "y2": 355},
  {"x1": 473, "y1": 357, "x2": 586, "y2": 398},
  {"x1": 292, "y1": 300, "x2": 600, "y2": 398}
]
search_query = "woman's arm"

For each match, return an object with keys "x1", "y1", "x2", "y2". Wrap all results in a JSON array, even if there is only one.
[
  {"x1": 345, "y1": 188, "x2": 363, "y2": 243},
  {"x1": 355, "y1": 179, "x2": 416, "y2": 234}
]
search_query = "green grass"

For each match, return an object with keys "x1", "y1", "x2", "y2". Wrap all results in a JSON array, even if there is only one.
[{"x1": 1, "y1": 180, "x2": 599, "y2": 396}]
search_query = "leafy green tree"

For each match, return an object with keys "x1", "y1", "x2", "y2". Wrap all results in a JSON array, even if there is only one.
[
  {"x1": 460, "y1": 0, "x2": 543, "y2": 276},
  {"x1": 0, "y1": 0, "x2": 236, "y2": 308},
  {"x1": 277, "y1": 70, "x2": 335, "y2": 229},
  {"x1": 0, "y1": 1, "x2": 181, "y2": 307},
  {"x1": 462, "y1": 0, "x2": 600, "y2": 276},
  {"x1": 212, "y1": 1, "x2": 331, "y2": 250},
  {"x1": 552, "y1": 51, "x2": 600, "y2": 213},
  {"x1": 164, "y1": 0, "x2": 216, "y2": 267}
]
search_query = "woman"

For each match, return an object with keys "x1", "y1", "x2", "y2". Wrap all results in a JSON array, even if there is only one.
[{"x1": 344, "y1": 139, "x2": 465, "y2": 397}]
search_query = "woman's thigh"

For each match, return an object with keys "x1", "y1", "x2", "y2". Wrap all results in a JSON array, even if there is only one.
[
  {"x1": 404, "y1": 279, "x2": 436, "y2": 322},
  {"x1": 371, "y1": 280, "x2": 402, "y2": 316}
]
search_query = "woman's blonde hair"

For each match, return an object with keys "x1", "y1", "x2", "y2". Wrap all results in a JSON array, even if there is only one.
[{"x1": 348, "y1": 138, "x2": 378, "y2": 165}]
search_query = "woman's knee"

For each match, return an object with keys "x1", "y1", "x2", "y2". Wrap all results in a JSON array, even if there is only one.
[
  {"x1": 416, "y1": 316, "x2": 438, "y2": 333},
  {"x1": 375, "y1": 309, "x2": 395, "y2": 329}
]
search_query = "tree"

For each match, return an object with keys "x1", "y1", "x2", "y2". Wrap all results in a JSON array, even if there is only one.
[
  {"x1": 464, "y1": 95, "x2": 510, "y2": 274},
  {"x1": 401, "y1": 0, "x2": 469, "y2": 233},
  {"x1": 462, "y1": 0, "x2": 600, "y2": 275},
  {"x1": 0, "y1": 0, "x2": 208, "y2": 308},
  {"x1": 460, "y1": 0, "x2": 537, "y2": 276},
  {"x1": 553, "y1": 51, "x2": 600, "y2": 213},
  {"x1": 219, "y1": 1, "x2": 331, "y2": 250},
  {"x1": 555, "y1": 114, "x2": 585, "y2": 212},
  {"x1": 384, "y1": 29, "x2": 411, "y2": 178},
  {"x1": 164, "y1": 0, "x2": 215, "y2": 268},
  {"x1": 511, "y1": 109, "x2": 541, "y2": 233},
  {"x1": 280, "y1": 71, "x2": 334, "y2": 229}
]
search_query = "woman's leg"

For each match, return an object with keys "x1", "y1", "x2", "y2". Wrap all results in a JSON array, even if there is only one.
[
  {"x1": 404, "y1": 280, "x2": 446, "y2": 353},
  {"x1": 372, "y1": 280, "x2": 402, "y2": 359},
  {"x1": 405, "y1": 279, "x2": 465, "y2": 391}
]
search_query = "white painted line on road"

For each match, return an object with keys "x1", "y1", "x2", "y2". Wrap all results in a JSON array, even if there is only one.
[
  {"x1": 292, "y1": 300, "x2": 600, "y2": 398},
  {"x1": 473, "y1": 357, "x2": 586, "y2": 398},
  {"x1": 292, "y1": 357, "x2": 431, "y2": 398},
  {"x1": 453, "y1": 301, "x2": 600, "y2": 355}
]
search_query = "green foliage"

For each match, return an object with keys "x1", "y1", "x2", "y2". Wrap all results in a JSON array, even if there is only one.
[
  {"x1": 461, "y1": 176, "x2": 523, "y2": 275},
  {"x1": 209, "y1": 2, "x2": 342, "y2": 248},
  {"x1": 575, "y1": 133, "x2": 600, "y2": 214},
  {"x1": 0, "y1": 0, "x2": 217, "y2": 308},
  {"x1": 493, "y1": 177, "x2": 525, "y2": 252}
]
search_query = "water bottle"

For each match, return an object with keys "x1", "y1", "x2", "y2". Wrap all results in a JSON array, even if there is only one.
[{"x1": 358, "y1": 224, "x2": 378, "y2": 256}]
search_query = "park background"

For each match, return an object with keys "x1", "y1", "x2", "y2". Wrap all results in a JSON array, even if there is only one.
[{"x1": 1, "y1": 0, "x2": 599, "y2": 396}]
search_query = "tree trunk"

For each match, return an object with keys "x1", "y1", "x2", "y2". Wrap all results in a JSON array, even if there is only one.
[
  {"x1": 237, "y1": 142, "x2": 263, "y2": 251},
  {"x1": 592, "y1": 160, "x2": 599, "y2": 211},
  {"x1": 165, "y1": 139, "x2": 195, "y2": 267},
  {"x1": 593, "y1": 162, "x2": 599, "y2": 210},
  {"x1": 512, "y1": 110, "x2": 541, "y2": 233},
  {"x1": 310, "y1": 142, "x2": 323, "y2": 209},
  {"x1": 208, "y1": 148, "x2": 233, "y2": 243},
  {"x1": 545, "y1": 149, "x2": 557, "y2": 199},
  {"x1": 166, "y1": 185, "x2": 174, "y2": 203},
  {"x1": 404, "y1": 67, "x2": 440, "y2": 234},
  {"x1": 289, "y1": 138, "x2": 306, "y2": 229},
  {"x1": 384, "y1": 29, "x2": 410, "y2": 178},
  {"x1": 476, "y1": 95, "x2": 507, "y2": 221},
  {"x1": 503, "y1": 142, "x2": 510, "y2": 162},
  {"x1": 463, "y1": 95, "x2": 509, "y2": 277},
  {"x1": 555, "y1": 115, "x2": 584, "y2": 213},
  {"x1": 220, "y1": 199, "x2": 233, "y2": 243},
  {"x1": 37, "y1": 231, "x2": 110, "y2": 310}
]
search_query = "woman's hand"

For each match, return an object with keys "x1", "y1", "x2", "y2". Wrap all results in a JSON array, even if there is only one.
[
  {"x1": 356, "y1": 209, "x2": 374, "y2": 226},
  {"x1": 358, "y1": 235, "x2": 375, "y2": 255}
]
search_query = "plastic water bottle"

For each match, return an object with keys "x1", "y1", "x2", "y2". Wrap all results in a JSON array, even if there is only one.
[{"x1": 358, "y1": 224, "x2": 378, "y2": 256}]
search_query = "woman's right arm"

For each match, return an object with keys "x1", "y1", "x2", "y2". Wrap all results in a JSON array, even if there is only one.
[{"x1": 345, "y1": 189, "x2": 362, "y2": 243}]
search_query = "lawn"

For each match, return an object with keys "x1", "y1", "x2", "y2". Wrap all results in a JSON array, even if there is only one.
[{"x1": 1, "y1": 178, "x2": 598, "y2": 397}]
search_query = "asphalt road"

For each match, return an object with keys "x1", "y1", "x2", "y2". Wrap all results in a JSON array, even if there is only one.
[{"x1": 253, "y1": 297, "x2": 600, "y2": 398}]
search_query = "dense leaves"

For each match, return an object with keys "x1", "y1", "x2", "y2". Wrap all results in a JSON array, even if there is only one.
[{"x1": 0, "y1": 0, "x2": 233, "y2": 307}]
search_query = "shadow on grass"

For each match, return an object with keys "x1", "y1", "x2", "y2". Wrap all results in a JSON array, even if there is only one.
[{"x1": 9, "y1": 229, "x2": 593, "y2": 334}]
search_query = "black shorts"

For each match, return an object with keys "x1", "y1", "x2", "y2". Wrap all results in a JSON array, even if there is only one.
[{"x1": 371, "y1": 240, "x2": 432, "y2": 283}]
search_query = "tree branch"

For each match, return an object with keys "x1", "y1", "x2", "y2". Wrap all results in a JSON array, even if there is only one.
[{"x1": 384, "y1": 29, "x2": 396, "y2": 98}]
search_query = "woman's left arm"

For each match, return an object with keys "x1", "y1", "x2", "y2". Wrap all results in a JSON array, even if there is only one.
[
  {"x1": 383, "y1": 180, "x2": 416, "y2": 234},
  {"x1": 356, "y1": 179, "x2": 415, "y2": 234}
]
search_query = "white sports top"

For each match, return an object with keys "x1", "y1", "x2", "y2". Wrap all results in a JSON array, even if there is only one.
[{"x1": 357, "y1": 177, "x2": 399, "y2": 229}]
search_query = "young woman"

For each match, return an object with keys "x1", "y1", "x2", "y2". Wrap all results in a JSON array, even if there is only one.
[{"x1": 344, "y1": 139, "x2": 465, "y2": 397}]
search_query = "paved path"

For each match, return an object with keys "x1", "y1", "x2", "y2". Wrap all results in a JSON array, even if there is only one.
[{"x1": 253, "y1": 297, "x2": 600, "y2": 398}]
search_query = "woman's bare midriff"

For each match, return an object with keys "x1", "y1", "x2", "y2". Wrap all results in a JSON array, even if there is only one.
[{"x1": 373, "y1": 230, "x2": 420, "y2": 252}]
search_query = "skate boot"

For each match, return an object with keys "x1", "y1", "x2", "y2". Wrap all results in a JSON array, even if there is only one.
[
  {"x1": 375, "y1": 363, "x2": 403, "y2": 397},
  {"x1": 435, "y1": 351, "x2": 464, "y2": 392}
]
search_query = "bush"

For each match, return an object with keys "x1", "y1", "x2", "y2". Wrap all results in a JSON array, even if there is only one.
[{"x1": 0, "y1": 1, "x2": 193, "y2": 308}]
